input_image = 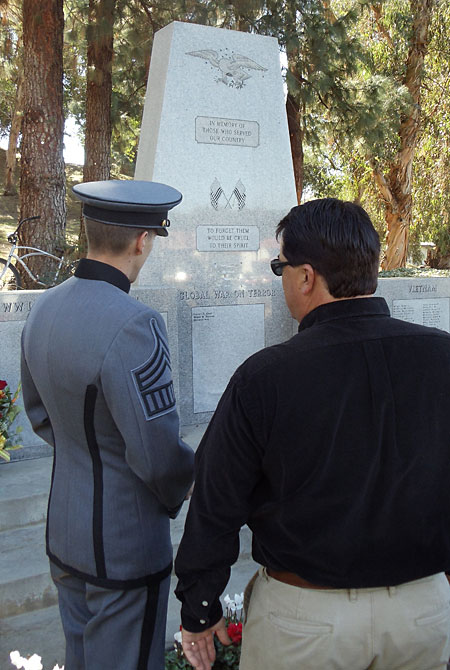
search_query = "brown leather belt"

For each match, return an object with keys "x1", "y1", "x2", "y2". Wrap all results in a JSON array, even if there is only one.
[{"x1": 266, "y1": 567, "x2": 333, "y2": 590}]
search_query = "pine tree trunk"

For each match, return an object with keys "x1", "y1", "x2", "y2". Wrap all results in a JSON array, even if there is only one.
[
  {"x1": 79, "y1": 0, "x2": 115, "y2": 256},
  {"x1": 3, "y1": 74, "x2": 23, "y2": 196},
  {"x1": 379, "y1": 0, "x2": 433, "y2": 270},
  {"x1": 19, "y1": 0, "x2": 66, "y2": 288}
]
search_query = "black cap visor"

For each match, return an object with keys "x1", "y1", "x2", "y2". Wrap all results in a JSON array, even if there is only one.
[{"x1": 83, "y1": 204, "x2": 170, "y2": 236}]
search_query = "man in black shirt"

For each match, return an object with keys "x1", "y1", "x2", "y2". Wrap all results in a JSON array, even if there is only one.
[{"x1": 175, "y1": 198, "x2": 450, "y2": 670}]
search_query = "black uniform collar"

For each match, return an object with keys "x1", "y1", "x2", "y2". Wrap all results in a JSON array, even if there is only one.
[
  {"x1": 298, "y1": 297, "x2": 390, "y2": 332},
  {"x1": 75, "y1": 258, "x2": 131, "y2": 294}
]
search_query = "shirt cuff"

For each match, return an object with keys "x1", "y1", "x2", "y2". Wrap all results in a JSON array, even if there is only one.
[{"x1": 181, "y1": 598, "x2": 223, "y2": 633}]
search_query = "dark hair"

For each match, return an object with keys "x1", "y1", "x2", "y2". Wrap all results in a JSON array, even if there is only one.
[
  {"x1": 276, "y1": 198, "x2": 380, "y2": 298},
  {"x1": 85, "y1": 218, "x2": 148, "y2": 254}
]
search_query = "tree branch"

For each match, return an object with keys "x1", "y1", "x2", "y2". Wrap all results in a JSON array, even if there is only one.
[
  {"x1": 370, "y1": 159, "x2": 396, "y2": 209},
  {"x1": 370, "y1": 4, "x2": 394, "y2": 49}
]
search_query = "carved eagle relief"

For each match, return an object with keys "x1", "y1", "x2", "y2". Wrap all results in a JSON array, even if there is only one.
[{"x1": 186, "y1": 49, "x2": 267, "y2": 88}]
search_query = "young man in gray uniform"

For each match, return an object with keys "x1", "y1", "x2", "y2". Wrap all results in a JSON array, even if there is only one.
[{"x1": 21, "y1": 180, "x2": 195, "y2": 670}]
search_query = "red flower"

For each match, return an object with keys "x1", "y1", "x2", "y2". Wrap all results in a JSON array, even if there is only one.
[
  {"x1": 227, "y1": 622, "x2": 242, "y2": 645},
  {"x1": 0, "y1": 381, "x2": 7, "y2": 391}
]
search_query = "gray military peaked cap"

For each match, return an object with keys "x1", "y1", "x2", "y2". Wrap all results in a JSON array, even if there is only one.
[{"x1": 72, "y1": 179, "x2": 183, "y2": 236}]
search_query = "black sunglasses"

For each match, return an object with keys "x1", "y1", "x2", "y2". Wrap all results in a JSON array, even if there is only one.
[{"x1": 270, "y1": 258, "x2": 290, "y2": 276}]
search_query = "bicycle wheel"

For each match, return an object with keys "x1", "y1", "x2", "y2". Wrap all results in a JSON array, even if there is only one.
[{"x1": 0, "y1": 258, "x2": 22, "y2": 290}]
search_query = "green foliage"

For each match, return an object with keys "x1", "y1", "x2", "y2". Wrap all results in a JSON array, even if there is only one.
[
  {"x1": 410, "y1": 0, "x2": 450, "y2": 259},
  {"x1": 213, "y1": 638, "x2": 241, "y2": 669},
  {"x1": 0, "y1": 0, "x2": 22, "y2": 138},
  {"x1": 164, "y1": 648, "x2": 191, "y2": 670}
]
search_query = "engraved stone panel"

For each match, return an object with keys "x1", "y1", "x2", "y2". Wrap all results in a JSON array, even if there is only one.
[
  {"x1": 192, "y1": 303, "x2": 265, "y2": 413},
  {"x1": 392, "y1": 298, "x2": 449, "y2": 331},
  {"x1": 375, "y1": 278, "x2": 450, "y2": 334},
  {"x1": 195, "y1": 116, "x2": 259, "y2": 147},
  {"x1": 196, "y1": 225, "x2": 259, "y2": 252}
]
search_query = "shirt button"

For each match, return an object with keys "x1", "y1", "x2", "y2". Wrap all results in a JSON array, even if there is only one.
[
  {"x1": 200, "y1": 619, "x2": 206, "y2": 624},
  {"x1": 202, "y1": 601, "x2": 208, "y2": 606}
]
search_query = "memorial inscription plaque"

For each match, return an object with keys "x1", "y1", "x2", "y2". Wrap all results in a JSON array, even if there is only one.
[
  {"x1": 195, "y1": 117, "x2": 260, "y2": 147},
  {"x1": 196, "y1": 225, "x2": 259, "y2": 252},
  {"x1": 375, "y1": 278, "x2": 450, "y2": 333},
  {"x1": 192, "y1": 303, "x2": 265, "y2": 413},
  {"x1": 392, "y1": 298, "x2": 449, "y2": 331}
]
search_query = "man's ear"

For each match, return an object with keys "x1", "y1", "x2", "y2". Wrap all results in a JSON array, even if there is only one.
[
  {"x1": 136, "y1": 231, "x2": 149, "y2": 255},
  {"x1": 298, "y1": 264, "x2": 316, "y2": 295}
]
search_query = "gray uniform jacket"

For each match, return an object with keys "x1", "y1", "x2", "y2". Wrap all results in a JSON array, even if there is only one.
[{"x1": 21, "y1": 259, "x2": 194, "y2": 589}]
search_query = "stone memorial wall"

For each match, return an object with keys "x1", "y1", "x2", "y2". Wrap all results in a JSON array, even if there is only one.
[{"x1": 2, "y1": 277, "x2": 450, "y2": 459}]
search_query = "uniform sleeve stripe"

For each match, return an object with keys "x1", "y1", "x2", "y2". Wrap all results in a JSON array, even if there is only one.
[{"x1": 131, "y1": 319, "x2": 176, "y2": 421}]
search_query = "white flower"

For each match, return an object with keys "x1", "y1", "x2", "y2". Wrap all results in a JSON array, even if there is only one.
[
  {"x1": 234, "y1": 593, "x2": 244, "y2": 608},
  {"x1": 9, "y1": 653, "x2": 43, "y2": 670},
  {"x1": 224, "y1": 594, "x2": 232, "y2": 606},
  {"x1": 174, "y1": 631, "x2": 182, "y2": 644},
  {"x1": 27, "y1": 657, "x2": 43, "y2": 670},
  {"x1": 10, "y1": 652, "x2": 22, "y2": 668}
]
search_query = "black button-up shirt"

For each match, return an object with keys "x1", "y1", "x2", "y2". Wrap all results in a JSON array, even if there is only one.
[{"x1": 175, "y1": 297, "x2": 450, "y2": 631}]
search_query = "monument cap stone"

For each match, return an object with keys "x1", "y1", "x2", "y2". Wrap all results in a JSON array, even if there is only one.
[{"x1": 72, "y1": 179, "x2": 182, "y2": 236}]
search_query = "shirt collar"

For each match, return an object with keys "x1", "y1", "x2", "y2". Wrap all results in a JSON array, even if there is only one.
[
  {"x1": 74, "y1": 258, "x2": 131, "y2": 294},
  {"x1": 298, "y1": 297, "x2": 390, "y2": 332}
]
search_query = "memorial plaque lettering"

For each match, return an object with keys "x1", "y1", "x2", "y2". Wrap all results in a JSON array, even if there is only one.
[
  {"x1": 393, "y1": 298, "x2": 450, "y2": 332},
  {"x1": 192, "y1": 303, "x2": 265, "y2": 413},
  {"x1": 197, "y1": 225, "x2": 260, "y2": 252},
  {"x1": 179, "y1": 286, "x2": 276, "y2": 301},
  {"x1": 195, "y1": 116, "x2": 260, "y2": 147}
]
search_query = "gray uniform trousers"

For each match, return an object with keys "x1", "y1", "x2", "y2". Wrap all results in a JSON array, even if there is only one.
[{"x1": 51, "y1": 563, "x2": 170, "y2": 670}]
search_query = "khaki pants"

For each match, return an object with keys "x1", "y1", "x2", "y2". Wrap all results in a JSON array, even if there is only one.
[{"x1": 240, "y1": 568, "x2": 450, "y2": 670}]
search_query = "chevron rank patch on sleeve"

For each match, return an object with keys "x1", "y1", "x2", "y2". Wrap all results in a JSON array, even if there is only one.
[{"x1": 131, "y1": 318, "x2": 176, "y2": 421}]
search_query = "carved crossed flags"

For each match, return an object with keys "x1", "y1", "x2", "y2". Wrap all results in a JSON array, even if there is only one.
[
  {"x1": 210, "y1": 178, "x2": 246, "y2": 210},
  {"x1": 132, "y1": 319, "x2": 176, "y2": 421}
]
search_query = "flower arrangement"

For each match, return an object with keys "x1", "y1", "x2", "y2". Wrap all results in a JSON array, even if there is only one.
[
  {"x1": 0, "y1": 380, "x2": 23, "y2": 462},
  {"x1": 165, "y1": 593, "x2": 244, "y2": 670}
]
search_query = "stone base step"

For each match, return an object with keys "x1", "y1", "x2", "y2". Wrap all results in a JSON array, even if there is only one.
[
  {"x1": 0, "y1": 523, "x2": 58, "y2": 618},
  {"x1": 0, "y1": 558, "x2": 258, "y2": 670},
  {"x1": 0, "y1": 458, "x2": 51, "y2": 532}
]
